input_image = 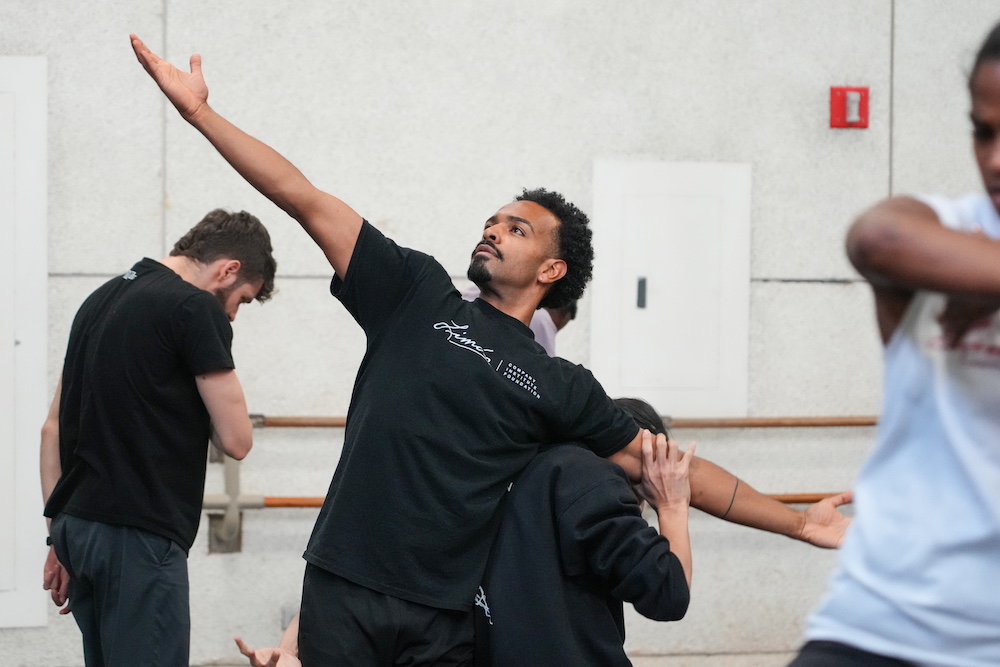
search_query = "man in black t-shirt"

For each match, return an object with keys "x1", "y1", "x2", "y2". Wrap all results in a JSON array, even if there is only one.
[
  {"x1": 133, "y1": 37, "x2": 854, "y2": 667},
  {"x1": 40, "y1": 209, "x2": 277, "y2": 666}
]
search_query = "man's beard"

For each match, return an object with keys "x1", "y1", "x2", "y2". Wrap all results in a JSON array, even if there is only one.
[
  {"x1": 212, "y1": 283, "x2": 237, "y2": 309},
  {"x1": 467, "y1": 256, "x2": 492, "y2": 286}
]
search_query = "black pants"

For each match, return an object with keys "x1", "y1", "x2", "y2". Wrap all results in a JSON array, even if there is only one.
[
  {"x1": 299, "y1": 564, "x2": 474, "y2": 666},
  {"x1": 788, "y1": 640, "x2": 918, "y2": 667},
  {"x1": 50, "y1": 514, "x2": 190, "y2": 667}
]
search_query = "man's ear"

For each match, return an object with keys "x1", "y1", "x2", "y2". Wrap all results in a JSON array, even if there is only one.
[
  {"x1": 216, "y1": 259, "x2": 242, "y2": 287},
  {"x1": 537, "y1": 258, "x2": 567, "y2": 286}
]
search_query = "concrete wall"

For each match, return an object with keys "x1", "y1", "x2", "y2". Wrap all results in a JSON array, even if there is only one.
[{"x1": 2, "y1": 1, "x2": 997, "y2": 665}]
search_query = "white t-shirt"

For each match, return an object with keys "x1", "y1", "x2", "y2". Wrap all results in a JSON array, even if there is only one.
[{"x1": 805, "y1": 193, "x2": 1000, "y2": 667}]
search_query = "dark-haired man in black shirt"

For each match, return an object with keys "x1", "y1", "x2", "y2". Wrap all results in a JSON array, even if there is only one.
[{"x1": 41, "y1": 209, "x2": 277, "y2": 666}]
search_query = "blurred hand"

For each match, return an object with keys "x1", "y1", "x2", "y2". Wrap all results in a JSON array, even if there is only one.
[
  {"x1": 42, "y1": 547, "x2": 72, "y2": 615},
  {"x1": 235, "y1": 637, "x2": 301, "y2": 667}
]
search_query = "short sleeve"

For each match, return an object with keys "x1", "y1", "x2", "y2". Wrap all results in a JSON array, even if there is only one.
[
  {"x1": 330, "y1": 220, "x2": 430, "y2": 334},
  {"x1": 174, "y1": 291, "x2": 235, "y2": 375},
  {"x1": 556, "y1": 365, "x2": 639, "y2": 458}
]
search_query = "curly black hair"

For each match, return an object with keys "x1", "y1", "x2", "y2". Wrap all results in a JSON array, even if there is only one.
[
  {"x1": 516, "y1": 187, "x2": 594, "y2": 309},
  {"x1": 170, "y1": 208, "x2": 277, "y2": 302},
  {"x1": 970, "y1": 20, "x2": 1000, "y2": 90}
]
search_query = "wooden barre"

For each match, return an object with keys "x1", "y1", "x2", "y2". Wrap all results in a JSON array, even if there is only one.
[
  {"x1": 669, "y1": 416, "x2": 877, "y2": 429},
  {"x1": 244, "y1": 494, "x2": 836, "y2": 508},
  {"x1": 264, "y1": 496, "x2": 326, "y2": 508},
  {"x1": 250, "y1": 415, "x2": 347, "y2": 428},
  {"x1": 249, "y1": 414, "x2": 878, "y2": 429}
]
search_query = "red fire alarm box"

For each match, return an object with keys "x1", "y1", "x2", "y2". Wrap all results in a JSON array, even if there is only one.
[{"x1": 830, "y1": 87, "x2": 869, "y2": 129}]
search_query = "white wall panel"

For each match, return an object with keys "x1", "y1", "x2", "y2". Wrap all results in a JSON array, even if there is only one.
[
  {"x1": 749, "y1": 282, "x2": 882, "y2": 416},
  {"x1": 0, "y1": 56, "x2": 48, "y2": 629},
  {"x1": 591, "y1": 160, "x2": 751, "y2": 417}
]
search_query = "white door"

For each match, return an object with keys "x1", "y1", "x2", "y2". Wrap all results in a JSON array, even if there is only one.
[
  {"x1": 0, "y1": 56, "x2": 49, "y2": 628},
  {"x1": 590, "y1": 160, "x2": 751, "y2": 418}
]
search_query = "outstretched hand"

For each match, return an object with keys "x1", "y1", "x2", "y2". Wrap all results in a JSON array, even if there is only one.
[
  {"x1": 235, "y1": 637, "x2": 301, "y2": 667},
  {"x1": 798, "y1": 490, "x2": 854, "y2": 548},
  {"x1": 130, "y1": 34, "x2": 209, "y2": 120},
  {"x1": 42, "y1": 546, "x2": 72, "y2": 615}
]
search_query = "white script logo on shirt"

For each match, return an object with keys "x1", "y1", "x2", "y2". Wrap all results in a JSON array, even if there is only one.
[
  {"x1": 475, "y1": 586, "x2": 493, "y2": 625},
  {"x1": 434, "y1": 321, "x2": 494, "y2": 363}
]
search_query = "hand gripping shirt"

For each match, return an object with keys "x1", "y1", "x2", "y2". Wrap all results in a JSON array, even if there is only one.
[
  {"x1": 805, "y1": 194, "x2": 1000, "y2": 667},
  {"x1": 303, "y1": 221, "x2": 639, "y2": 611}
]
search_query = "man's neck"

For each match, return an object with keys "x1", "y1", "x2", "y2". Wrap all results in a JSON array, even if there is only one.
[
  {"x1": 159, "y1": 255, "x2": 206, "y2": 290},
  {"x1": 477, "y1": 285, "x2": 543, "y2": 327}
]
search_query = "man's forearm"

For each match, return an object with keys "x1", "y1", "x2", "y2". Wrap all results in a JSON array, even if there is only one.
[
  {"x1": 657, "y1": 507, "x2": 692, "y2": 588},
  {"x1": 848, "y1": 196, "x2": 1000, "y2": 297},
  {"x1": 40, "y1": 422, "x2": 61, "y2": 507},
  {"x1": 689, "y1": 456, "x2": 803, "y2": 538},
  {"x1": 279, "y1": 613, "x2": 299, "y2": 655}
]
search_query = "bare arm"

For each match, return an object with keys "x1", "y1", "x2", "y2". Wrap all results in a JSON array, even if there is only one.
[
  {"x1": 39, "y1": 377, "x2": 70, "y2": 611},
  {"x1": 196, "y1": 369, "x2": 253, "y2": 460},
  {"x1": 636, "y1": 433, "x2": 694, "y2": 588},
  {"x1": 130, "y1": 34, "x2": 363, "y2": 278},
  {"x1": 847, "y1": 196, "x2": 1000, "y2": 342},
  {"x1": 688, "y1": 457, "x2": 851, "y2": 549},
  {"x1": 610, "y1": 431, "x2": 848, "y2": 546},
  {"x1": 40, "y1": 378, "x2": 62, "y2": 511}
]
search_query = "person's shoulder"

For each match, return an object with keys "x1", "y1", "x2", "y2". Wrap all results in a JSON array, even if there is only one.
[
  {"x1": 360, "y1": 219, "x2": 439, "y2": 264},
  {"x1": 537, "y1": 444, "x2": 625, "y2": 482},
  {"x1": 914, "y1": 192, "x2": 996, "y2": 233}
]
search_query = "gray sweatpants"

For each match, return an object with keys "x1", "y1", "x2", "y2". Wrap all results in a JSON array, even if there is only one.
[{"x1": 50, "y1": 513, "x2": 190, "y2": 667}]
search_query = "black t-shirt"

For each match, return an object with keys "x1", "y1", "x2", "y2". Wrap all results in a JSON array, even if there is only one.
[
  {"x1": 303, "y1": 221, "x2": 639, "y2": 611},
  {"x1": 474, "y1": 444, "x2": 689, "y2": 666},
  {"x1": 44, "y1": 258, "x2": 234, "y2": 551}
]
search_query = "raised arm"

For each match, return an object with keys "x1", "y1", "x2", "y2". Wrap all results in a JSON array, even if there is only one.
[
  {"x1": 196, "y1": 369, "x2": 253, "y2": 460},
  {"x1": 847, "y1": 196, "x2": 1000, "y2": 343},
  {"x1": 130, "y1": 34, "x2": 363, "y2": 278}
]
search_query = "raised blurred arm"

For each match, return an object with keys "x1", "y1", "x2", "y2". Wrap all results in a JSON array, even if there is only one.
[{"x1": 847, "y1": 196, "x2": 1000, "y2": 343}]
